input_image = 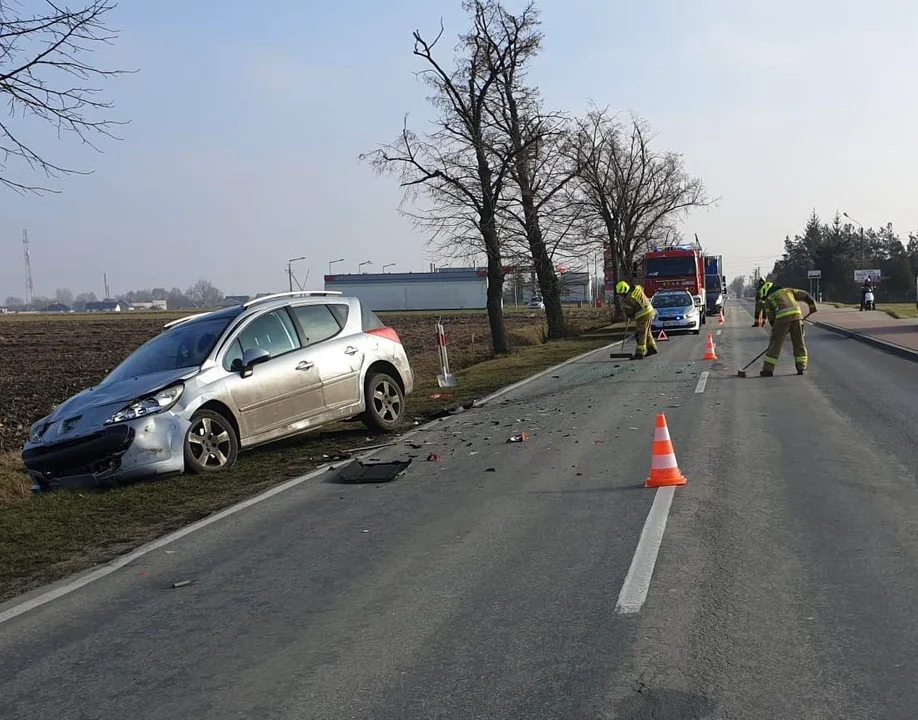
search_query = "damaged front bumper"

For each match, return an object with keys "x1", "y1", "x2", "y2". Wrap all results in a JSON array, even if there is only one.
[{"x1": 22, "y1": 414, "x2": 189, "y2": 492}]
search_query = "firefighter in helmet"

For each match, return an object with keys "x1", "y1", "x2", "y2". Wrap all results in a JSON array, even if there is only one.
[
  {"x1": 615, "y1": 280, "x2": 658, "y2": 359},
  {"x1": 752, "y1": 277, "x2": 767, "y2": 327},
  {"x1": 759, "y1": 281, "x2": 817, "y2": 376}
]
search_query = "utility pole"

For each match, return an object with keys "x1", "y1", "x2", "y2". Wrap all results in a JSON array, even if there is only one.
[
  {"x1": 22, "y1": 230, "x2": 34, "y2": 306},
  {"x1": 103, "y1": 273, "x2": 110, "y2": 300},
  {"x1": 287, "y1": 256, "x2": 306, "y2": 292}
]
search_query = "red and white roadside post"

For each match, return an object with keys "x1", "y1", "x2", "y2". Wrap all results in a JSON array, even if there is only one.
[{"x1": 436, "y1": 319, "x2": 456, "y2": 388}]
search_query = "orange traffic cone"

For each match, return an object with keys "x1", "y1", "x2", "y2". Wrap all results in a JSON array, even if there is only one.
[
  {"x1": 718, "y1": 309, "x2": 725, "y2": 325},
  {"x1": 703, "y1": 333, "x2": 718, "y2": 360},
  {"x1": 646, "y1": 413, "x2": 687, "y2": 488},
  {"x1": 657, "y1": 329, "x2": 668, "y2": 341}
]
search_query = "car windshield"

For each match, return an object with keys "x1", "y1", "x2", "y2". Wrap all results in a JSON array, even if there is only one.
[
  {"x1": 645, "y1": 256, "x2": 696, "y2": 277},
  {"x1": 653, "y1": 293, "x2": 692, "y2": 308},
  {"x1": 104, "y1": 308, "x2": 242, "y2": 383},
  {"x1": 706, "y1": 274, "x2": 722, "y2": 291}
]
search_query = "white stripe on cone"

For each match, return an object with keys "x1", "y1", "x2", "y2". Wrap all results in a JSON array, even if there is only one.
[
  {"x1": 653, "y1": 427, "x2": 671, "y2": 442},
  {"x1": 651, "y1": 453, "x2": 679, "y2": 470}
]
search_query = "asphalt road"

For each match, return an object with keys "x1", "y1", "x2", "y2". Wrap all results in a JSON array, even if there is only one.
[{"x1": 2, "y1": 302, "x2": 917, "y2": 719}]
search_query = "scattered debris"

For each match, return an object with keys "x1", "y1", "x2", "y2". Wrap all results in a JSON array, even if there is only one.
[
  {"x1": 507, "y1": 432, "x2": 530, "y2": 443},
  {"x1": 426, "y1": 453, "x2": 444, "y2": 462},
  {"x1": 485, "y1": 467, "x2": 497, "y2": 472},
  {"x1": 594, "y1": 440, "x2": 605, "y2": 445},
  {"x1": 334, "y1": 459, "x2": 413, "y2": 484},
  {"x1": 361, "y1": 529, "x2": 369, "y2": 533},
  {"x1": 323, "y1": 452, "x2": 352, "y2": 462},
  {"x1": 429, "y1": 392, "x2": 455, "y2": 400},
  {"x1": 172, "y1": 580, "x2": 191, "y2": 589}
]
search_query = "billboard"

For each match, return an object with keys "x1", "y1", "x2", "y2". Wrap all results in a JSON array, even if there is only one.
[{"x1": 854, "y1": 269, "x2": 881, "y2": 283}]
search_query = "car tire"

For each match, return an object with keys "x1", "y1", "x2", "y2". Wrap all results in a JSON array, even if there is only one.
[
  {"x1": 183, "y1": 409, "x2": 239, "y2": 474},
  {"x1": 693, "y1": 326, "x2": 701, "y2": 335},
  {"x1": 362, "y1": 372, "x2": 405, "y2": 433}
]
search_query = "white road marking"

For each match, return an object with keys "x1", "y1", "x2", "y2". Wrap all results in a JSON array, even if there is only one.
[
  {"x1": 716, "y1": 329, "x2": 722, "y2": 336},
  {"x1": 615, "y1": 486, "x2": 676, "y2": 614},
  {"x1": 695, "y1": 371, "x2": 709, "y2": 393},
  {"x1": 0, "y1": 463, "x2": 340, "y2": 626}
]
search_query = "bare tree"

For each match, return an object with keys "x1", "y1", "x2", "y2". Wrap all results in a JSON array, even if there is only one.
[
  {"x1": 186, "y1": 279, "x2": 224, "y2": 308},
  {"x1": 360, "y1": 2, "x2": 518, "y2": 353},
  {"x1": 570, "y1": 108, "x2": 713, "y2": 292},
  {"x1": 0, "y1": 0, "x2": 127, "y2": 193},
  {"x1": 481, "y1": 0, "x2": 582, "y2": 339}
]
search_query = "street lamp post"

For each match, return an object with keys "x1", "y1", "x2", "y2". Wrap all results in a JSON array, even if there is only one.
[
  {"x1": 358, "y1": 261, "x2": 372, "y2": 274},
  {"x1": 328, "y1": 258, "x2": 345, "y2": 276},
  {"x1": 843, "y1": 212, "x2": 865, "y2": 263},
  {"x1": 287, "y1": 256, "x2": 306, "y2": 292},
  {"x1": 382, "y1": 263, "x2": 396, "y2": 273}
]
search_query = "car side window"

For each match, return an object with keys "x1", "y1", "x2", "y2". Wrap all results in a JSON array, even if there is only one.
[
  {"x1": 223, "y1": 309, "x2": 300, "y2": 371},
  {"x1": 292, "y1": 304, "x2": 343, "y2": 347}
]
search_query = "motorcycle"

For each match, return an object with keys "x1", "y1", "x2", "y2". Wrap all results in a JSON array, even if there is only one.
[{"x1": 860, "y1": 290, "x2": 875, "y2": 311}]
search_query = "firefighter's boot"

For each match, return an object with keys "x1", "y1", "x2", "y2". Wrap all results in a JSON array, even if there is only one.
[
  {"x1": 759, "y1": 369, "x2": 773, "y2": 377},
  {"x1": 646, "y1": 345, "x2": 659, "y2": 357}
]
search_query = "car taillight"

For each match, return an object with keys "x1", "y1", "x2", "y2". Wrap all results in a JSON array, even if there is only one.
[{"x1": 367, "y1": 327, "x2": 401, "y2": 344}]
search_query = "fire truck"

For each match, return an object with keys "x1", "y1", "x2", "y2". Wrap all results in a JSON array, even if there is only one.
[{"x1": 639, "y1": 244, "x2": 708, "y2": 324}]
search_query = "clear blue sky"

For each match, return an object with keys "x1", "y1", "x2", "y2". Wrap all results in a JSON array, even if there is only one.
[{"x1": 2, "y1": 0, "x2": 917, "y2": 300}]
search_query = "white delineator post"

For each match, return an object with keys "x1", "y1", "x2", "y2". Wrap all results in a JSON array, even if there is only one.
[{"x1": 436, "y1": 320, "x2": 457, "y2": 388}]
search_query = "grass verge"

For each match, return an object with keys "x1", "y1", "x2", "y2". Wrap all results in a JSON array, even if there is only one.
[
  {"x1": 825, "y1": 302, "x2": 917, "y2": 319},
  {"x1": 0, "y1": 325, "x2": 623, "y2": 604}
]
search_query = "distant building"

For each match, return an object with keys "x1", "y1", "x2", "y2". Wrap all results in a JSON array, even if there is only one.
[
  {"x1": 131, "y1": 300, "x2": 167, "y2": 311},
  {"x1": 41, "y1": 303, "x2": 71, "y2": 313},
  {"x1": 85, "y1": 300, "x2": 128, "y2": 313},
  {"x1": 324, "y1": 270, "x2": 487, "y2": 311},
  {"x1": 219, "y1": 295, "x2": 251, "y2": 307}
]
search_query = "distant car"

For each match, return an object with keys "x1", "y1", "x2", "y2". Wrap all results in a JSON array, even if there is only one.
[
  {"x1": 651, "y1": 290, "x2": 701, "y2": 334},
  {"x1": 528, "y1": 296, "x2": 545, "y2": 310},
  {"x1": 22, "y1": 291, "x2": 414, "y2": 492}
]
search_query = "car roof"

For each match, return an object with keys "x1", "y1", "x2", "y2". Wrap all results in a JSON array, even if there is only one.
[{"x1": 163, "y1": 293, "x2": 359, "y2": 331}]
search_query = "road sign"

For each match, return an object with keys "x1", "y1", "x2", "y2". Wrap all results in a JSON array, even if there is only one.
[
  {"x1": 854, "y1": 269, "x2": 881, "y2": 283},
  {"x1": 807, "y1": 270, "x2": 822, "y2": 278}
]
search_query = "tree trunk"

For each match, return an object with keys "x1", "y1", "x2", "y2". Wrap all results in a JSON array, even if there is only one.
[
  {"x1": 526, "y1": 211, "x2": 565, "y2": 338},
  {"x1": 480, "y1": 204, "x2": 510, "y2": 354}
]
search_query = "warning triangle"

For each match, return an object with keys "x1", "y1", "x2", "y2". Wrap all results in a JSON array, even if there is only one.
[{"x1": 657, "y1": 329, "x2": 668, "y2": 341}]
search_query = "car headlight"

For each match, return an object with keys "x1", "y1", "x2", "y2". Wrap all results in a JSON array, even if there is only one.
[
  {"x1": 30, "y1": 420, "x2": 50, "y2": 443},
  {"x1": 105, "y1": 384, "x2": 184, "y2": 425}
]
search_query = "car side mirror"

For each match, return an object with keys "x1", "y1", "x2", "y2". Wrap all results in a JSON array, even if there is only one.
[{"x1": 241, "y1": 347, "x2": 271, "y2": 377}]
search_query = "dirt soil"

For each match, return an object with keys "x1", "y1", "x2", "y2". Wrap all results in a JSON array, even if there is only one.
[{"x1": 0, "y1": 312, "x2": 550, "y2": 453}]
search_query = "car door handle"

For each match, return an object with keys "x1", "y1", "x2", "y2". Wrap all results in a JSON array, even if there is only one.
[
  {"x1": 296, "y1": 361, "x2": 314, "y2": 371},
  {"x1": 344, "y1": 346, "x2": 359, "y2": 355}
]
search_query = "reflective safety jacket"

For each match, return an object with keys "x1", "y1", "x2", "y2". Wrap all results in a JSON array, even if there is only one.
[
  {"x1": 621, "y1": 284, "x2": 656, "y2": 321},
  {"x1": 764, "y1": 287, "x2": 816, "y2": 324}
]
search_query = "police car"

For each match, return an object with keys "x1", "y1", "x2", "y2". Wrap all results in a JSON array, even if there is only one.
[{"x1": 651, "y1": 289, "x2": 702, "y2": 334}]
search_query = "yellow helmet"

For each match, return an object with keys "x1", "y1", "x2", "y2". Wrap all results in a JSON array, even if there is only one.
[
  {"x1": 615, "y1": 280, "x2": 631, "y2": 295},
  {"x1": 759, "y1": 281, "x2": 774, "y2": 299}
]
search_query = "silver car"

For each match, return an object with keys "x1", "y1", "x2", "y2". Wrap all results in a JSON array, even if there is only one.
[{"x1": 22, "y1": 291, "x2": 414, "y2": 492}]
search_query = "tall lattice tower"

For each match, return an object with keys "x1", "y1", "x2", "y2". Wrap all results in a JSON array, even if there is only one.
[{"x1": 22, "y1": 229, "x2": 34, "y2": 306}]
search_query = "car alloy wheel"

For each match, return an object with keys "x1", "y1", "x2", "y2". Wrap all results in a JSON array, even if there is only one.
[
  {"x1": 363, "y1": 372, "x2": 404, "y2": 432},
  {"x1": 184, "y1": 409, "x2": 238, "y2": 474}
]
